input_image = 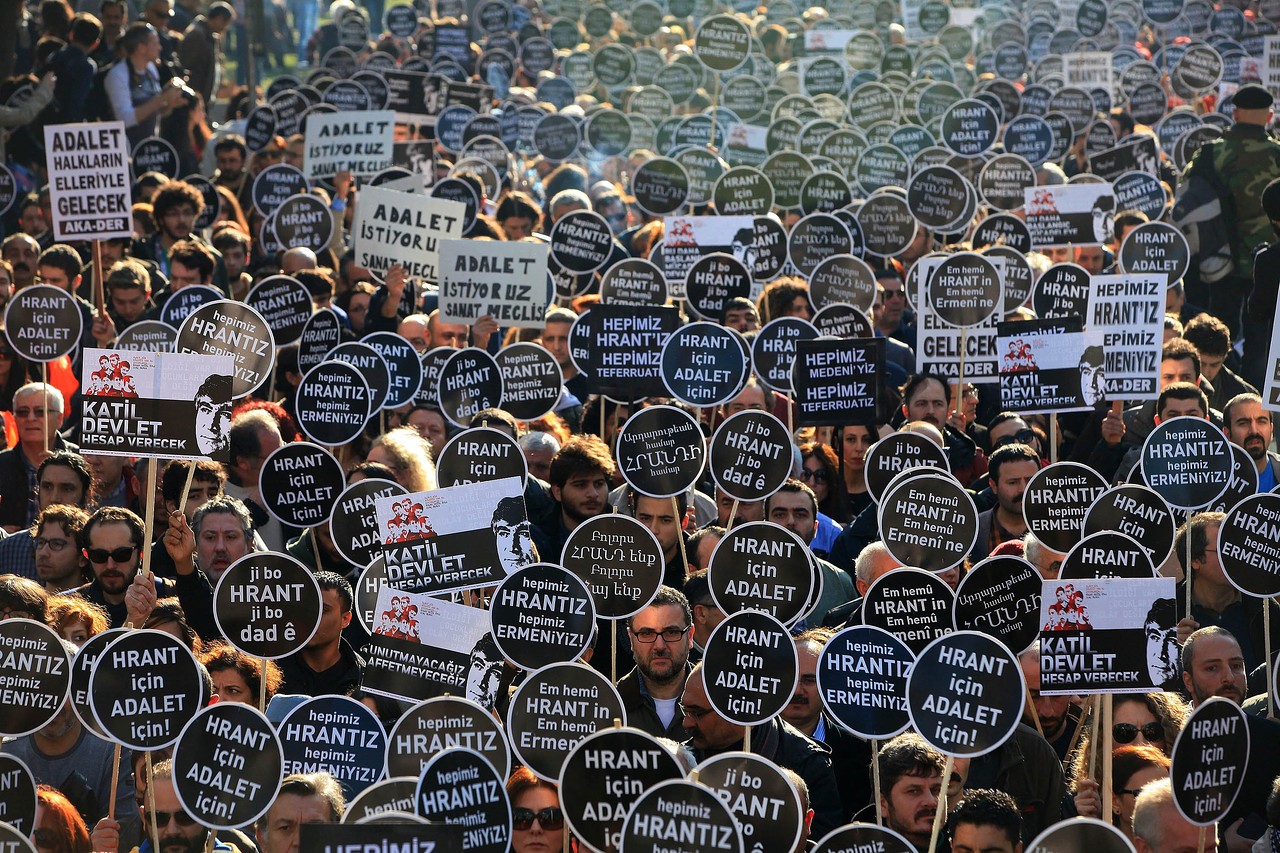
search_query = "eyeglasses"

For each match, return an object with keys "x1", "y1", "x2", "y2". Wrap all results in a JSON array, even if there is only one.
[
  {"x1": 148, "y1": 809, "x2": 197, "y2": 827},
  {"x1": 512, "y1": 807, "x2": 564, "y2": 831},
  {"x1": 35, "y1": 537, "x2": 69, "y2": 551},
  {"x1": 1112, "y1": 722, "x2": 1163, "y2": 744},
  {"x1": 630, "y1": 625, "x2": 691, "y2": 643},
  {"x1": 85, "y1": 545, "x2": 138, "y2": 564},
  {"x1": 881, "y1": 288, "x2": 906, "y2": 300},
  {"x1": 994, "y1": 428, "x2": 1037, "y2": 449},
  {"x1": 14, "y1": 407, "x2": 59, "y2": 419},
  {"x1": 800, "y1": 468, "x2": 829, "y2": 483},
  {"x1": 1118, "y1": 788, "x2": 1145, "y2": 797},
  {"x1": 681, "y1": 703, "x2": 712, "y2": 720}
]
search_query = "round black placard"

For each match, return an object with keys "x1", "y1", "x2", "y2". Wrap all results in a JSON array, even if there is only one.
[
  {"x1": 0, "y1": 754, "x2": 36, "y2": 836},
  {"x1": 702, "y1": 610, "x2": 798, "y2": 726},
  {"x1": 386, "y1": 696, "x2": 509, "y2": 782},
  {"x1": 260, "y1": 441, "x2": 344, "y2": 527},
  {"x1": 600, "y1": 258, "x2": 668, "y2": 307},
  {"x1": 787, "y1": 212, "x2": 852, "y2": 279},
  {"x1": 490, "y1": 564, "x2": 596, "y2": 670},
  {"x1": 907, "y1": 630, "x2": 1024, "y2": 757},
  {"x1": 630, "y1": 157, "x2": 690, "y2": 216},
  {"x1": 438, "y1": 347, "x2": 504, "y2": 428},
  {"x1": 363, "y1": 331, "x2": 424, "y2": 411},
  {"x1": 660, "y1": 322, "x2": 747, "y2": 408},
  {"x1": 550, "y1": 209, "x2": 614, "y2": 274},
  {"x1": 972, "y1": 213, "x2": 1031, "y2": 254},
  {"x1": 954, "y1": 555, "x2": 1042, "y2": 654},
  {"x1": 1033, "y1": 263, "x2": 1091, "y2": 320},
  {"x1": 751, "y1": 317, "x2": 818, "y2": 393},
  {"x1": 808, "y1": 254, "x2": 876, "y2": 314},
  {"x1": 685, "y1": 252, "x2": 752, "y2": 322},
  {"x1": 251, "y1": 163, "x2": 308, "y2": 216},
  {"x1": 817, "y1": 624, "x2": 914, "y2": 740},
  {"x1": 855, "y1": 193, "x2": 919, "y2": 256},
  {"x1": 813, "y1": 823, "x2": 916, "y2": 853},
  {"x1": 709, "y1": 410, "x2": 794, "y2": 503},
  {"x1": 561, "y1": 727, "x2": 684, "y2": 853},
  {"x1": 244, "y1": 105, "x2": 278, "y2": 152},
  {"x1": 177, "y1": 300, "x2": 275, "y2": 398},
  {"x1": 1119, "y1": 221, "x2": 1190, "y2": 285},
  {"x1": 436, "y1": 426, "x2": 527, "y2": 487},
  {"x1": 862, "y1": 568, "x2": 956, "y2": 656},
  {"x1": 1170, "y1": 697, "x2": 1250, "y2": 826},
  {"x1": 214, "y1": 552, "x2": 322, "y2": 658},
  {"x1": 1140, "y1": 417, "x2": 1233, "y2": 511},
  {"x1": 1217, "y1": 493, "x2": 1280, "y2": 597},
  {"x1": 246, "y1": 274, "x2": 313, "y2": 347},
  {"x1": 133, "y1": 137, "x2": 179, "y2": 178},
  {"x1": 561, "y1": 514, "x2": 664, "y2": 620},
  {"x1": 621, "y1": 780, "x2": 743, "y2": 853},
  {"x1": 507, "y1": 663, "x2": 625, "y2": 781},
  {"x1": 880, "y1": 474, "x2": 978, "y2": 572},
  {"x1": 330, "y1": 478, "x2": 408, "y2": 567},
  {"x1": 296, "y1": 359, "x2": 373, "y2": 446},
  {"x1": 173, "y1": 702, "x2": 283, "y2": 829},
  {"x1": 1022, "y1": 462, "x2": 1109, "y2": 553},
  {"x1": 115, "y1": 319, "x2": 178, "y2": 353},
  {"x1": 493, "y1": 342, "x2": 561, "y2": 422},
  {"x1": 4, "y1": 285, "x2": 82, "y2": 363},
  {"x1": 0, "y1": 823, "x2": 35, "y2": 853},
  {"x1": 696, "y1": 752, "x2": 803, "y2": 853},
  {"x1": 693, "y1": 14, "x2": 752, "y2": 72},
  {"x1": 714, "y1": 167, "x2": 774, "y2": 216},
  {"x1": 0, "y1": 619, "x2": 71, "y2": 738},
  {"x1": 1024, "y1": 821, "x2": 1138, "y2": 853},
  {"x1": 279, "y1": 695, "x2": 386, "y2": 799},
  {"x1": 928, "y1": 252, "x2": 1002, "y2": 329},
  {"x1": 296, "y1": 306, "x2": 341, "y2": 374},
  {"x1": 329, "y1": 341, "x2": 390, "y2": 413},
  {"x1": 906, "y1": 165, "x2": 971, "y2": 231},
  {"x1": 1083, "y1": 484, "x2": 1177, "y2": 568},
  {"x1": 941, "y1": 99, "x2": 999, "y2": 156},
  {"x1": 615, "y1": 405, "x2": 706, "y2": 498},
  {"x1": 89, "y1": 629, "x2": 203, "y2": 749},
  {"x1": 68, "y1": 628, "x2": 126, "y2": 736},
  {"x1": 707, "y1": 522, "x2": 815, "y2": 626}
]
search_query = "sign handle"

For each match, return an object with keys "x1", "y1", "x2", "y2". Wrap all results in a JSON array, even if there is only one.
[
  {"x1": 1049, "y1": 414, "x2": 1058, "y2": 465},
  {"x1": 927, "y1": 754, "x2": 954, "y2": 853},
  {"x1": 178, "y1": 461, "x2": 198, "y2": 518},
  {"x1": 93, "y1": 239, "x2": 105, "y2": 316},
  {"x1": 107, "y1": 742, "x2": 122, "y2": 819},
  {"x1": 204, "y1": 830, "x2": 217, "y2": 853},
  {"x1": 742, "y1": 726, "x2": 750, "y2": 754},
  {"x1": 1198, "y1": 826, "x2": 1206, "y2": 853},
  {"x1": 673, "y1": 495, "x2": 690, "y2": 579},
  {"x1": 145, "y1": 750, "x2": 159, "y2": 850},
  {"x1": 726, "y1": 499, "x2": 739, "y2": 529},
  {"x1": 1185, "y1": 510, "x2": 1194, "y2": 622},
  {"x1": 142, "y1": 475, "x2": 157, "y2": 579},
  {"x1": 1266, "y1": 604, "x2": 1275, "y2": 719},
  {"x1": 41, "y1": 361, "x2": 49, "y2": 457},
  {"x1": 260, "y1": 658, "x2": 269, "y2": 714},
  {"x1": 1101, "y1": 694, "x2": 1113, "y2": 825},
  {"x1": 1025, "y1": 684, "x2": 1044, "y2": 737},
  {"x1": 611, "y1": 625, "x2": 617, "y2": 685},
  {"x1": 871, "y1": 739, "x2": 883, "y2": 826}
]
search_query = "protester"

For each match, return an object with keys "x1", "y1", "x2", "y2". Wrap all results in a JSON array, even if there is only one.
[{"x1": 617, "y1": 586, "x2": 694, "y2": 740}]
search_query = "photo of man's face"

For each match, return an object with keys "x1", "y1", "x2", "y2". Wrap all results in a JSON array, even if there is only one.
[
  {"x1": 1146, "y1": 619, "x2": 1179, "y2": 685},
  {"x1": 1079, "y1": 356, "x2": 1105, "y2": 406},
  {"x1": 494, "y1": 518, "x2": 534, "y2": 573},
  {"x1": 195, "y1": 395, "x2": 232, "y2": 456},
  {"x1": 465, "y1": 637, "x2": 504, "y2": 710}
]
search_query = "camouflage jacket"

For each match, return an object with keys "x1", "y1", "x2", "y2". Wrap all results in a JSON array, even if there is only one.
[{"x1": 1187, "y1": 123, "x2": 1280, "y2": 278}]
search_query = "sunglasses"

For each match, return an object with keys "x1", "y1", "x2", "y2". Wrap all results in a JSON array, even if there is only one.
[
  {"x1": 85, "y1": 545, "x2": 138, "y2": 564},
  {"x1": 149, "y1": 809, "x2": 197, "y2": 827},
  {"x1": 1113, "y1": 722, "x2": 1163, "y2": 744},
  {"x1": 800, "y1": 468, "x2": 829, "y2": 483},
  {"x1": 994, "y1": 428, "x2": 1037, "y2": 449},
  {"x1": 513, "y1": 807, "x2": 564, "y2": 831}
]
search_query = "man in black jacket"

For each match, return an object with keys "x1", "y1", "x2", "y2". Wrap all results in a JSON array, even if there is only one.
[{"x1": 615, "y1": 586, "x2": 694, "y2": 741}]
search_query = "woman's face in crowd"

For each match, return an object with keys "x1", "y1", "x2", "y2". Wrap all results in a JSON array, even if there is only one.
[{"x1": 511, "y1": 786, "x2": 562, "y2": 853}]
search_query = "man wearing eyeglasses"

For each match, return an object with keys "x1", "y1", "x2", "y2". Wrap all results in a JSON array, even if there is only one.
[
  {"x1": 70, "y1": 505, "x2": 217, "y2": 636},
  {"x1": 617, "y1": 586, "x2": 695, "y2": 740},
  {"x1": 0, "y1": 451, "x2": 91, "y2": 578},
  {"x1": 91, "y1": 759, "x2": 234, "y2": 853},
  {"x1": 32, "y1": 505, "x2": 91, "y2": 593},
  {"x1": 0, "y1": 385, "x2": 80, "y2": 535}
]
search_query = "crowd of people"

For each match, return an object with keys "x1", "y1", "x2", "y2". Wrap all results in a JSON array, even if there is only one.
[{"x1": 3, "y1": 0, "x2": 1280, "y2": 849}]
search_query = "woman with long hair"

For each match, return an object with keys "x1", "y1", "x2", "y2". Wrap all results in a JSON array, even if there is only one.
[{"x1": 34, "y1": 784, "x2": 92, "y2": 853}]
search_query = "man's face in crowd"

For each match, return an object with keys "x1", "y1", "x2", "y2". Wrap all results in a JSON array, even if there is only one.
[
  {"x1": 431, "y1": 320, "x2": 468, "y2": 348},
  {"x1": 635, "y1": 495, "x2": 680, "y2": 560},
  {"x1": 1075, "y1": 245, "x2": 1105, "y2": 275},
  {"x1": 37, "y1": 264, "x2": 77, "y2": 293},
  {"x1": 308, "y1": 588, "x2": 352, "y2": 650},
  {"x1": 1019, "y1": 654, "x2": 1070, "y2": 738},
  {"x1": 39, "y1": 463, "x2": 85, "y2": 510},
  {"x1": 100, "y1": 2, "x2": 124, "y2": 34},
  {"x1": 216, "y1": 147, "x2": 245, "y2": 178},
  {"x1": 3, "y1": 237, "x2": 39, "y2": 286},
  {"x1": 222, "y1": 244, "x2": 247, "y2": 278},
  {"x1": 15, "y1": 391, "x2": 63, "y2": 450},
  {"x1": 723, "y1": 306, "x2": 759, "y2": 333},
  {"x1": 110, "y1": 285, "x2": 149, "y2": 323},
  {"x1": 952, "y1": 823, "x2": 1021, "y2": 853},
  {"x1": 397, "y1": 318, "x2": 428, "y2": 352},
  {"x1": 35, "y1": 521, "x2": 86, "y2": 589},
  {"x1": 1227, "y1": 400, "x2": 1273, "y2": 462},
  {"x1": 629, "y1": 603, "x2": 692, "y2": 686},
  {"x1": 197, "y1": 512, "x2": 249, "y2": 581},
  {"x1": 905, "y1": 379, "x2": 948, "y2": 429},
  {"x1": 169, "y1": 261, "x2": 204, "y2": 290},
  {"x1": 541, "y1": 321, "x2": 572, "y2": 369},
  {"x1": 523, "y1": 446, "x2": 554, "y2": 482},
  {"x1": 552, "y1": 466, "x2": 608, "y2": 526},
  {"x1": 1182, "y1": 633, "x2": 1246, "y2": 705},
  {"x1": 346, "y1": 291, "x2": 371, "y2": 330},
  {"x1": 879, "y1": 278, "x2": 906, "y2": 324},
  {"x1": 86, "y1": 521, "x2": 140, "y2": 595},
  {"x1": 882, "y1": 771, "x2": 942, "y2": 848},
  {"x1": 993, "y1": 460, "x2": 1038, "y2": 518},
  {"x1": 680, "y1": 670, "x2": 742, "y2": 751},
  {"x1": 169, "y1": 478, "x2": 220, "y2": 520},
  {"x1": 146, "y1": 778, "x2": 207, "y2": 853},
  {"x1": 725, "y1": 385, "x2": 768, "y2": 416},
  {"x1": 1135, "y1": 805, "x2": 1216, "y2": 853},
  {"x1": 1198, "y1": 351, "x2": 1226, "y2": 383},
  {"x1": 19, "y1": 205, "x2": 47, "y2": 236},
  {"x1": 161, "y1": 205, "x2": 197, "y2": 241},
  {"x1": 258, "y1": 792, "x2": 334, "y2": 853},
  {"x1": 1159, "y1": 357, "x2": 1197, "y2": 388},
  {"x1": 768, "y1": 491, "x2": 817, "y2": 545},
  {"x1": 502, "y1": 216, "x2": 534, "y2": 241},
  {"x1": 782, "y1": 641, "x2": 822, "y2": 733}
]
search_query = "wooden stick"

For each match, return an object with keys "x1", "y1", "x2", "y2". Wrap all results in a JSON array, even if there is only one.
[
  {"x1": 1101, "y1": 695, "x2": 1113, "y2": 823},
  {"x1": 204, "y1": 829, "x2": 217, "y2": 853},
  {"x1": 1197, "y1": 825, "x2": 1206, "y2": 853},
  {"x1": 673, "y1": 495, "x2": 690, "y2": 580},
  {"x1": 1025, "y1": 685, "x2": 1044, "y2": 737},
  {"x1": 611, "y1": 624, "x2": 617, "y2": 685},
  {"x1": 726, "y1": 499, "x2": 738, "y2": 529},
  {"x1": 928, "y1": 755, "x2": 954, "y2": 853},
  {"x1": 179, "y1": 461, "x2": 198, "y2": 518},
  {"x1": 260, "y1": 657, "x2": 269, "y2": 713},
  {"x1": 142, "y1": 478, "x2": 157, "y2": 579},
  {"x1": 1186, "y1": 510, "x2": 1194, "y2": 621},
  {"x1": 108, "y1": 743, "x2": 122, "y2": 819},
  {"x1": 1049, "y1": 414, "x2": 1058, "y2": 465},
  {"x1": 93, "y1": 239, "x2": 105, "y2": 315},
  {"x1": 1266, "y1": 603, "x2": 1275, "y2": 719},
  {"x1": 871, "y1": 739, "x2": 883, "y2": 826},
  {"x1": 42, "y1": 361, "x2": 49, "y2": 456},
  {"x1": 145, "y1": 751, "x2": 159, "y2": 849},
  {"x1": 743, "y1": 726, "x2": 750, "y2": 753}
]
